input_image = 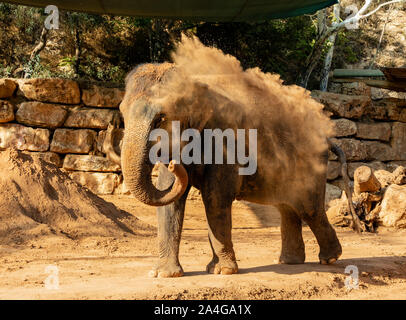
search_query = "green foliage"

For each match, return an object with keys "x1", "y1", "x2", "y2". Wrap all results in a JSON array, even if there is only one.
[
  {"x1": 0, "y1": 4, "x2": 335, "y2": 86},
  {"x1": 0, "y1": 64, "x2": 13, "y2": 78},
  {"x1": 23, "y1": 54, "x2": 55, "y2": 78}
]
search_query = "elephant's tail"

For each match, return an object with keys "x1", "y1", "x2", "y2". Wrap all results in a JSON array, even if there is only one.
[{"x1": 328, "y1": 139, "x2": 363, "y2": 234}]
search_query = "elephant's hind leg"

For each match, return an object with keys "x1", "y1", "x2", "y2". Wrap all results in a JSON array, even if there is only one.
[
  {"x1": 277, "y1": 204, "x2": 305, "y2": 264},
  {"x1": 302, "y1": 204, "x2": 342, "y2": 265},
  {"x1": 149, "y1": 165, "x2": 190, "y2": 278}
]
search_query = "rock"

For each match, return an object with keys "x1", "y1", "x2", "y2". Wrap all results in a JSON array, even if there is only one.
[
  {"x1": 82, "y1": 85, "x2": 124, "y2": 108},
  {"x1": 114, "y1": 178, "x2": 131, "y2": 195},
  {"x1": 392, "y1": 166, "x2": 406, "y2": 185},
  {"x1": 356, "y1": 122, "x2": 391, "y2": 141},
  {"x1": 97, "y1": 128, "x2": 123, "y2": 154},
  {"x1": 0, "y1": 123, "x2": 49, "y2": 151},
  {"x1": 328, "y1": 150, "x2": 338, "y2": 161},
  {"x1": 332, "y1": 119, "x2": 357, "y2": 137},
  {"x1": 366, "y1": 99, "x2": 406, "y2": 122},
  {"x1": 64, "y1": 108, "x2": 120, "y2": 129},
  {"x1": 391, "y1": 122, "x2": 406, "y2": 160},
  {"x1": 326, "y1": 195, "x2": 350, "y2": 227},
  {"x1": 348, "y1": 161, "x2": 386, "y2": 179},
  {"x1": 63, "y1": 154, "x2": 121, "y2": 172},
  {"x1": 311, "y1": 91, "x2": 370, "y2": 119},
  {"x1": 330, "y1": 138, "x2": 368, "y2": 161},
  {"x1": 69, "y1": 171, "x2": 120, "y2": 195},
  {"x1": 16, "y1": 102, "x2": 68, "y2": 128},
  {"x1": 386, "y1": 161, "x2": 406, "y2": 172},
  {"x1": 370, "y1": 87, "x2": 384, "y2": 100},
  {"x1": 325, "y1": 183, "x2": 342, "y2": 208},
  {"x1": 18, "y1": 78, "x2": 80, "y2": 104},
  {"x1": 371, "y1": 87, "x2": 406, "y2": 100},
  {"x1": 364, "y1": 141, "x2": 396, "y2": 161},
  {"x1": 339, "y1": 81, "x2": 371, "y2": 96},
  {"x1": 0, "y1": 79, "x2": 17, "y2": 98},
  {"x1": 187, "y1": 186, "x2": 202, "y2": 201},
  {"x1": 374, "y1": 169, "x2": 394, "y2": 188},
  {"x1": 50, "y1": 129, "x2": 96, "y2": 154},
  {"x1": 354, "y1": 166, "x2": 381, "y2": 195},
  {"x1": 379, "y1": 184, "x2": 406, "y2": 228},
  {"x1": 330, "y1": 178, "x2": 354, "y2": 193},
  {"x1": 22, "y1": 151, "x2": 62, "y2": 167},
  {"x1": 0, "y1": 100, "x2": 15, "y2": 123},
  {"x1": 327, "y1": 161, "x2": 341, "y2": 180}
]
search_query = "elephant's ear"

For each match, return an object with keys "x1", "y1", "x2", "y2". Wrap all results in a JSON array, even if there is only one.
[
  {"x1": 186, "y1": 82, "x2": 214, "y2": 132},
  {"x1": 190, "y1": 107, "x2": 214, "y2": 132}
]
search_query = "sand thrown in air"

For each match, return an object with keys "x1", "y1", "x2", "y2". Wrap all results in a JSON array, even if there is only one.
[{"x1": 147, "y1": 36, "x2": 335, "y2": 197}]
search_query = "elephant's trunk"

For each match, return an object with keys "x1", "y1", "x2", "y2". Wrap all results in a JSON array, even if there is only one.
[{"x1": 121, "y1": 116, "x2": 188, "y2": 207}]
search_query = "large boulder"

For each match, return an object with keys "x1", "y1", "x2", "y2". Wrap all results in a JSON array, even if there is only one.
[
  {"x1": 392, "y1": 166, "x2": 406, "y2": 185},
  {"x1": 96, "y1": 128, "x2": 123, "y2": 154},
  {"x1": 0, "y1": 123, "x2": 49, "y2": 151},
  {"x1": 68, "y1": 171, "x2": 120, "y2": 195},
  {"x1": 16, "y1": 102, "x2": 68, "y2": 128},
  {"x1": 332, "y1": 118, "x2": 357, "y2": 137},
  {"x1": 356, "y1": 122, "x2": 391, "y2": 142},
  {"x1": 327, "y1": 161, "x2": 341, "y2": 180},
  {"x1": 64, "y1": 108, "x2": 120, "y2": 129},
  {"x1": 0, "y1": 79, "x2": 17, "y2": 98},
  {"x1": 330, "y1": 138, "x2": 368, "y2": 161},
  {"x1": 81, "y1": 84, "x2": 124, "y2": 108},
  {"x1": 325, "y1": 183, "x2": 342, "y2": 209},
  {"x1": 50, "y1": 129, "x2": 96, "y2": 154},
  {"x1": 366, "y1": 99, "x2": 406, "y2": 122},
  {"x1": 374, "y1": 169, "x2": 395, "y2": 188},
  {"x1": 364, "y1": 141, "x2": 396, "y2": 161},
  {"x1": 63, "y1": 154, "x2": 120, "y2": 172},
  {"x1": 0, "y1": 100, "x2": 15, "y2": 123},
  {"x1": 379, "y1": 184, "x2": 406, "y2": 228},
  {"x1": 18, "y1": 78, "x2": 80, "y2": 104},
  {"x1": 348, "y1": 161, "x2": 387, "y2": 179},
  {"x1": 311, "y1": 91, "x2": 370, "y2": 119},
  {"x1": 391, "y1": 122, "x2": 406, "y2": 160}
]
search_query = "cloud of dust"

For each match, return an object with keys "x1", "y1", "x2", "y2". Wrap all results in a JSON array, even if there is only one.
[{"x1": 147, "y1": 35, "x2": 335, "y2": 199}]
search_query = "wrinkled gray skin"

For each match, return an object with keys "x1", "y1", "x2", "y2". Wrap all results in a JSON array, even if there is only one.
[{"x1": 106, "y1": 63, "x2": 342, "y2": 278}]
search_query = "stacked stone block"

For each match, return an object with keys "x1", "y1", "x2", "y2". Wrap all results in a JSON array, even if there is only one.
[
  {"x1": 0, "y1": 78, "x2": 125, "y2": 195},
  {"x1": 312, "y1": 84, "x2": 406, "y2": 193},
  {"x1": 1, "y1": 77, "x2": 405, "y2": 198}
]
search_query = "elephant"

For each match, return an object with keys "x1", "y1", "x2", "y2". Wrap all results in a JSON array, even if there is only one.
[{"x1": 104, "y1": 61, "x2": 355, "y2": 278}]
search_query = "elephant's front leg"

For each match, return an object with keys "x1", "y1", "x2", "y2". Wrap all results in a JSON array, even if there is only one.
[
  {"x1": 201, "y1": 175, "x2": 238, "y2": 275},
  {"x1": 149, "y1": 165, "x2": 190, "y2": 278}
]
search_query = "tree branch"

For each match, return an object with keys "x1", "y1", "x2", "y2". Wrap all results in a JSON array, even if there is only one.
[{"x1": 296, "y1": 0, "x2": 405, "y2": 88}]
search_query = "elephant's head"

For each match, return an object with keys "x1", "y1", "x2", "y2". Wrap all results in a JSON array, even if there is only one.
[{"x1": 105, "y1": 63, "x2": 215, "y2": 207}]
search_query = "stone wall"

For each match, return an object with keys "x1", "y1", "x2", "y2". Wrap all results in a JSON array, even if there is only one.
[
  {"x1": 313, "y1": 81, "x2": 406, "y2": 199},
  {"x1": 1, "y1": 77, "x2": 405, "y2": 200},
  {"x1": 0, "y1": 78, "x2": 126, "y2": 195}
]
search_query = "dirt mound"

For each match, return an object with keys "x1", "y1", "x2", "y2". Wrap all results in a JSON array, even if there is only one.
[{"x1": 0, "y1": 149, "x2": 152, "y2": 244}]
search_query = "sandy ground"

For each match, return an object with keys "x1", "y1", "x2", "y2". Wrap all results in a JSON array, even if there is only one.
[{"x1": 0, "y1": 195, "x2": 405, "y2": 300}]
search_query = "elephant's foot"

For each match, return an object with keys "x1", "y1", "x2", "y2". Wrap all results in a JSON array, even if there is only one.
[
  {"x1": 319, "y1": 242, "x2": 342, "y2": 265},
  {"x1": 206, "y1": 257, "x2": 238, "y2": 275},
  {"x1": 148, "y1": 260, "x2": 184, "y2": 278},
  {"x1": 278, "y1": 253, "x2": 305, "y2": 265}
]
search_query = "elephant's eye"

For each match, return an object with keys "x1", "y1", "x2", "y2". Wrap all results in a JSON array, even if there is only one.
[{"x1": 154, "y1": 114, "x2": 166, "y2": 127}]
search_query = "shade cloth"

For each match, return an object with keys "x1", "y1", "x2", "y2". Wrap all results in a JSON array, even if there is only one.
[{"x1": 1, "y1": 0, "x2": 338, "y2": 21}]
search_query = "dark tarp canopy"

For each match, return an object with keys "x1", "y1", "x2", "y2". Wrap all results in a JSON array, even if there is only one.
[{"x1": 1, "y1": 0, "x2": 337, "y2": 21}]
